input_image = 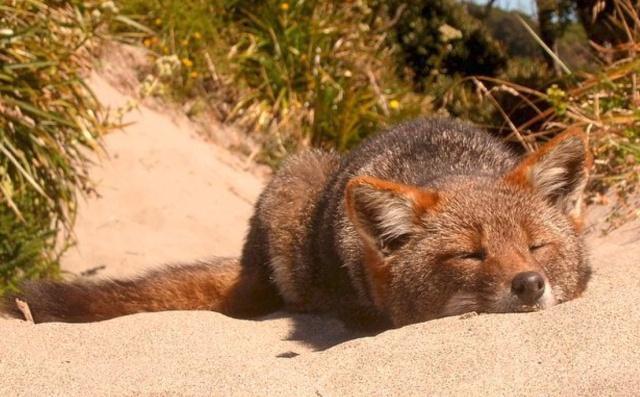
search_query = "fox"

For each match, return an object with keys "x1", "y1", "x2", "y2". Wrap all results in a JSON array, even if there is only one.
[{"x1": 1, "y1": 118, "x2": 592, "y2": 330}]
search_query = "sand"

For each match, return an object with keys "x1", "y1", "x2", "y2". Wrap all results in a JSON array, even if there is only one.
[
  {"x1": 60, "y1": 73, "x2": 262, "y2": 279},
  {"x1": 1, "y1": 51, "x2": 639, "y2": 396}
]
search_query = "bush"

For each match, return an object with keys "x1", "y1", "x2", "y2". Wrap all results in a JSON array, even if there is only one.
[
  {"x1": 0, "y1": 1, "x2": 113, "y2": 294},
  {"x1": 114, "y1": 0, "x2": 229, "y2": 100},
  {"x1": 115, "y1": 0, "x2": 638, "y2": 206},
  {"x1": 121, "y1": 0, "x2": 431, "y2": 165},
  {"x1": 227, "y1": 0, "x2": 429, "y2": 158},
  {"x1": 389, "y1": 0, "x2": 507, "y2": 89}
]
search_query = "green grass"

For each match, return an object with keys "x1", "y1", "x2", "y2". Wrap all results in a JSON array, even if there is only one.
[
  {"x1": 116, "y1": 0, "x2": 431, "y2": 165},
  {"x1": 0, "y1": 1, "x2": 115, "y2": 293}
]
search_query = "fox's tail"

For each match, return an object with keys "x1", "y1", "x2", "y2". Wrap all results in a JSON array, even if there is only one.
[{"x1": 1, "y1": 258, "x2": 282, "y2": 323}]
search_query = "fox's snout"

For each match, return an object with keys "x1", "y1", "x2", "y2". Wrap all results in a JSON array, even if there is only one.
[
  {"x1": 496, "y1": 270, "x2": 557, "y2": 315},
  {"x1": 511, "y1": 271, "x2": 545, "y2": 305}
]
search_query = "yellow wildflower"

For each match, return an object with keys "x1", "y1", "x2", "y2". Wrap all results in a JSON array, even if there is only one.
[
  {"x1": 143, "y1": 38, "x2": 152, "y2": 47},
  {"x1": 389, "y1": 99, "x2": 400, "y2": 110},
  {"x1": 189, "y1": 71, "x2": 199, "y2": 79},
  {"x1": 181, "y1": 58, "x2": 193, "y2": 68},
  {"x1": 193, "y1": 32, "x2": 202, "y2": 40},
  {"x1": 280, "y1": 3, "x2": 289, "y2": 11},
  {"x1": 154, "y1": 18, "x2": 162, "y2": 26}
]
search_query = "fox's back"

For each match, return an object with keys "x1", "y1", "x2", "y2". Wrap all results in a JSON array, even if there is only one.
[{"x1": 332, "y1": 118, "x2": 518, "y2": 189}]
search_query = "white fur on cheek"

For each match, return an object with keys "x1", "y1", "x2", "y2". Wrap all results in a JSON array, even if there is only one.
[{"x1": 539, "y1": 281, "x2": 557, "y2": 309}]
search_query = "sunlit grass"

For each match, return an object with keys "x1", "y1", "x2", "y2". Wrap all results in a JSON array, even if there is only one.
[{"x1": 0, "y1": 1, "x2": 115, "y2": 293}]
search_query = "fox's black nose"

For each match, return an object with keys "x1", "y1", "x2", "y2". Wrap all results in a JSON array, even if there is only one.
[{"x1": 511, "y1": 271, "x2": 545, "y2": 305}]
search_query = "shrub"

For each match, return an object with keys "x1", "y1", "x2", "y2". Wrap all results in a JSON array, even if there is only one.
[
  {"x1": 227, "y1": 0, "x2": 429, "y2": 158},
  {"x1": 115, "y1": 0, "x2": 638, "y2": 210},
  {"x1": 114, "y1": 0, "x2": 229, "y2": 101},
  {"x1": 469, "y1": 0, "x2": 640, "y2": 196},
  {"x1": 388, "y1": 0, "x2": 507, "y2": 89},
  {"x1": 0, "y1": 1, "x2": 113, "y2": 294},
  {"x1": 121, "y1": 0, "x2": 431, "y2": 164}
]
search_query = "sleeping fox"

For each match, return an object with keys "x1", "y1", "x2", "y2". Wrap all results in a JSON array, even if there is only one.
[{"x1": 2, "y1": 118, "x2": 592, "y2": 329}]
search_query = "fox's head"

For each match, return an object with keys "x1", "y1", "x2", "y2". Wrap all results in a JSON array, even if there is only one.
[{"x1": 345, "y1": 129, "x2": 592, "y2": 327}]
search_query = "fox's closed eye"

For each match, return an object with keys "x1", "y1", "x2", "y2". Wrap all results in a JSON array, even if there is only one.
[
  {"x1": 529, "y1": 243, "x2": 548, "y2": 251},
  {"x1": 458, "y1": 251, "x2": 486, "y2": 261}
]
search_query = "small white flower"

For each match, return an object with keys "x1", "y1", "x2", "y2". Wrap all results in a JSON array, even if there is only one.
[{"x1": 155, "y1": 55, "x2": 181, "y2": 78}]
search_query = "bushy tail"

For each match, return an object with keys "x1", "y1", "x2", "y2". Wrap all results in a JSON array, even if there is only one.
[{"x1": 1, "y1": 258, "x2": 282, "y2": 323}]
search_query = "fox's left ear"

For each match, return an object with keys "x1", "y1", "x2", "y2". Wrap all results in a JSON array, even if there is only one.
[
  {"x1": 505, "y1": 127, "x2": 592, "y2": 219},
  {"x1": 344, "y1": 176, "x2": 439, "y2": 309},
  {"x1": 345, "y1": 176, "x2": 439, "y2": 253}
]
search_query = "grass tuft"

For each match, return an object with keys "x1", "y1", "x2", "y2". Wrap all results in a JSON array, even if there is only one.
[{"x1": 0, "y1": 1, "x2": 116, "y2": 294}]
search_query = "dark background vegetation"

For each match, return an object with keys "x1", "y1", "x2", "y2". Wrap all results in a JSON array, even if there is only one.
[{"x1": 1, "y1": 0, "x2": 638, "y2": 292}]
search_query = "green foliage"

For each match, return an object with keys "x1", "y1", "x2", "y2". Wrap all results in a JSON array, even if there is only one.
[
  {"x1": 389, "y1": 0, "x2": 507, "y2": 89},
  {"x1": 469, "y1": 35, "x2": 639, "y2": 194},
  {"x1": 115, "y1": 0, "x2": 228, "y2": 100},
  {"x1": 120, "y1": 0, "x2": 430, "y2": 163},
  {"x1": 0, "y1": 192, "x2": 60, "y2": 294},
  {"x1": 0, "y1": 1, "x2": 112, "y2": 293},
  {"x1": 227, "y1": 0, "x2": 427, "y2": 156}
]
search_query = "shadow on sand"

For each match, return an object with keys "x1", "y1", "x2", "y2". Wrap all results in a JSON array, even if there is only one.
[{"x1": 257, "y1": 311, "x2": 376, "y2": 351}]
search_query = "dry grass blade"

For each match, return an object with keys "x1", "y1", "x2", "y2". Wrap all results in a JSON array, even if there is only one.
[
  {"x1": 15, "y1": 298, "x2": 34, "y2": 323},
  {"x1": 472, "y1": 78, "x2": 533, "y2": 151},
  {"x1": 516, "y1": 14, "x2": 572, "y2": 75}
]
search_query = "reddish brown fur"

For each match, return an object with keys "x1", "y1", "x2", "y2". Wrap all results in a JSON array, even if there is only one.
[
  {"x1": 345, "y1": 176, "x2": 440, "y2": 222},
  {"x1": 3, "y1": 258, "x2": 279, "y2": 323},
  {"x1": 504, "y1": 127, "x2": 592, "y2": 232}
]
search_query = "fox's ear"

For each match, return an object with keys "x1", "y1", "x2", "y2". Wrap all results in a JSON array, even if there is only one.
[
  {"x1": 345, "y1": 176, "x2": 439, "y2": 309},
  {"x1": 505, "y1": 127, "x2": 591, "y2": 218},
  {"x1": 345, "y1": 176, "x2": 438, "y2": 253}
]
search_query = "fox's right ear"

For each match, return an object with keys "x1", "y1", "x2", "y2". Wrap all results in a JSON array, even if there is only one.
[
  {"x1": 345, "y1": 176, "x2": 439, "y2": 253},
  {"x1": 505, "y1": 127, "x2": 592, "y2": 219}
]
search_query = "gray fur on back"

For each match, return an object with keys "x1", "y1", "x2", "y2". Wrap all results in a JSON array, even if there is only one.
[{"x1": 336, "y1": 118, "x2": 518, "y2": 187}]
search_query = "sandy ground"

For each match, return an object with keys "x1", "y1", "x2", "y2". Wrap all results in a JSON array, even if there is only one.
[
  {"x1": 1, "y1": 58, "x2": 640, "y2": 396},
  {"x1": 61, "y1": 73, "x2": 263, "y2": 279}
]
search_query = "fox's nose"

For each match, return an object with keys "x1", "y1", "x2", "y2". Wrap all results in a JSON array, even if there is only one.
[{"x1": 511, "y1": 271, "x2": 545, "y2": 305}]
